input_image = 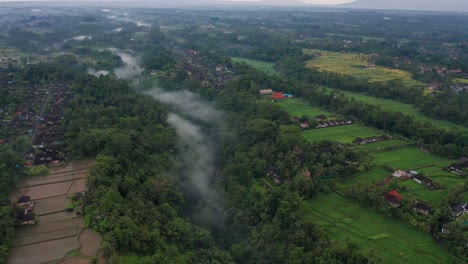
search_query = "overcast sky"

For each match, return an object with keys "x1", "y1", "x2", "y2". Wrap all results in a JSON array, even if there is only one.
[{"x1": 0, "y1": 0, "x2": 354, "y2": 4}]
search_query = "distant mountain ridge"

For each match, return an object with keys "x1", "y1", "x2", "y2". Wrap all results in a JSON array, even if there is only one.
[{"x1": 340, "y1": 0, "x2": 468, "y2": 12}]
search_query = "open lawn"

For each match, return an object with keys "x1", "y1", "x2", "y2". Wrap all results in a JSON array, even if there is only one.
[
  {"x1": 340, "y1": 166, "x2": 392, "y2": 186},
  {"x1": 355, "y1": 139, "x2": 410, "y2": 152},
  {"x1": 304, "y1": 49, "x2": 424, "y2": 88},
  {"x1": 373, "y1": 147, "x2": 456, "y2": 171},
  {"x1": 303, "y1": 124, "x2": 383, "y2": 143},
  {"x1": 324, "y1": 88, "x2": 468, "y2": 132},
  {"x1": 399, "y1": 180, "x2": 448, "y2": 205},
  {"x1": 231, "y1": 57, "x2": 276, "y2": 74},
  {"x1": 275, "y1": 98, "x2": 331, "y2": 118},
  {"x1": 303, "y1": 193, "x2": 457, "y2": 263}
]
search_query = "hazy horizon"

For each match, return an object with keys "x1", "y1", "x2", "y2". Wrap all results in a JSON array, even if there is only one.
[{"x1": 0, "y1": 0, "x2": 467, "y2": 12}]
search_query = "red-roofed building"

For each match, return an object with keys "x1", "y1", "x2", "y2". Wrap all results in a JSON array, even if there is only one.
[
  {"x1": 271, "y1": 92, "x2": 286, "y2": 101},
  {"x1": 384, "y1": 190, "x2": 402, "y2": 207}
]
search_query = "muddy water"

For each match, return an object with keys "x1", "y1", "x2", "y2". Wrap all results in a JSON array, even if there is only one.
[
  {"x1": 79, "y1": 229, "x2": 102, "y2": 256},
  {"x1": 8, "y1": 160, "x2": 102, "y2": 264},
  {"x1": 8, "y1": 237, "x2": 80, "y2": 264}
]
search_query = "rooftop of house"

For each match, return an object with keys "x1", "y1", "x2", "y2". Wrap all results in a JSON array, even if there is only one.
[
  {"x1": 450, "y1": 161, "x2": 468, "y2": 171},
  {"x1": 17, "y1": 195, "x2": 31, "y2": 203},
  {"x1": 21, "y1": 213, "x2": 35, "y2": 222},
  {"x1": 451, "y1": 202, "x2": 467, "y2": 214},
  {"x1": 272, "y1": 92, "x2": 286, "y2": 100},
  {"x1": 415, "y1": 202, "x2": 432, "y2": 211},
  {"x1": 384, "y1": 190, "x2": 402, "y2": 203}
]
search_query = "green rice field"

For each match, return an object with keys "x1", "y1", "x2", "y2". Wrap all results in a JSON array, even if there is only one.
[
  {"x1": 303, "y1": 193, "x2": 458, "y2": 264},
  {"x1": 324, "y1": 88, "x2": 468, "y2": 132},
  {"x1": 303, "y1": 124, "x2": 383, "y2": 143},
  {"x1": 304, "y1": 49, "x2": 424, "y2": 88},
  {"x1": 231, "y1": 57, "x2": 277, "y2": 74},
  {"x1": 275, "y1": 98, "x2": 331, "y2": 118},
  {"x1": 373, "y1": 147, "x2": 456, "y2": 171},
  {"x1": 399, "y1": 179, "x2": 448, "y2": 205},
  {"x1": 355, "y1": 139, "x2": 410, "y2": 152}
]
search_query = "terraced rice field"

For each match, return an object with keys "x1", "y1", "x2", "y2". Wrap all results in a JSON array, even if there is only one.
[
  {"x1": 303, "y1": 124, "x2": 383, "y2": 143},
  {"x1": 303, "y1": 193, "x2": 458, "y2": 264},
  {"x1": 8, "y1": 160, "x2": 102, "y2": 264},
  {"x1": 304, "y1": 49, "x2": 424, "y2": 88}
]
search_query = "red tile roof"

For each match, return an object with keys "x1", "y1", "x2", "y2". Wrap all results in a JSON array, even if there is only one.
[
  {"x1": 272, "y1": 92, "x2": 286, "y2": 100},
  {"x1": 385, "y1": 190, "x2": 402, "y2": 203}
]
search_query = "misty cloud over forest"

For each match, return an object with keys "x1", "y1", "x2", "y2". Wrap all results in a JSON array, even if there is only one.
[{"x1": 146, "y1": 88, "x2": 225, "y2": 227}]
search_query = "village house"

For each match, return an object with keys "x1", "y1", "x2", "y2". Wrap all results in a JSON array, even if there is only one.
[
  {"x1": 15, "y1": 195, "x2": 35, "y2": 213},
  {"x1": 259, "y1": 89, "x2": 273, "y2": 95},
  {"x1": 384, "y1": 190, "x2": 402, "y2": 207},
  {"x1": 451, "y1": 202, "x2": 467, "y2": 218},
  {"x1": 315, "y1": 114, "x2": 327, "y2": 120},
  {"x1": 300, "y1": 121, "x2": 310, "y2": 129},
  {"x1": 413, "y1": 174, "x2": 437, "y2": 189},
  {"x1": 441, "y1": 223, "x2": 450, "y2": 235},
  {"x1": 271, "y1": 92, "x2": 287, "y2": 101},
  {"x1": 448, "y1": 161, "x2": 468, "y2": 174},
  {"x1": 414, "y1": 202, "x2": 432, "y2": 215},
  {"x1": 392, "y1": 170, "x2": 413, "y2": 179},
  {"x1": 19, "y1": 213, "x2": 35, "y2": 225},
  {"x1": 353, "y1": 135, "x2": 392, "y2": 145},
  {"x1": 315, "y1": 120, "x2": 352, "y2": 129}
]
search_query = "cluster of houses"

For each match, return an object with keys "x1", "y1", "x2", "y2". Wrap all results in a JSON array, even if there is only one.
[
  {"x1": 30, "y1": 83, "x2": 72, "y2": 166},
  {"x1": 448, "y1": 161, "x2": 468, "y2": 174},
  {"x1": 0, "y1": 83, "x2": 48, "y2": 144},
  {"x1": 441, "y1": 202, "x2": 468, "y2": 234},
  {"x1": 258, "y1": 89, "x2": 294, "y2": 101},
  {"x1": 314, "y1": 120, "x2": 352, "y2": 129},
  {"x1": 391, "y1": 170, "x2": 439, "y2": 190},
  {"x1": 290, "y1": 113, "x2": 352, "y2": 130},
  {"x1": 419, "y1": 66, "x2": 463, "y2": 76},
  {"x1": 0, "y1": 82, "x2": 72, "y2": 166},
  {"x1": 175, "y1": 48, "x2": 234, "y2": 89},
  {"x1": 383, "y1": 190, "x2": 434, "y2": 215},
  {"x1": 13, "y1": 195, "x2": 36, "y2": 225},
  {"x1": 449, "y1": 84, "x2": 468, "y2": 94},
  {"x1": 353, "y1": 135, "x2": 393, "y2": 145}
]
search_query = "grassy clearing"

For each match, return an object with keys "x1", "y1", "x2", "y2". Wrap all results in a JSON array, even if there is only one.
[
  {"x1": 355, "y1": 139, "x2": 410, "y2": 152},
  {"x1": 303, "y1": 49, "x2": 424, "y2": 88},
  {"x1": 399, "y1": 180, "x2": 448, "y2": 205},
  {"x1": 373, "y1": 147, "x2": 456, "y2": 171},
  {"x1": 340, "y1": 166, "x2": 392, "y2": 186},
  {"x1": 303, "y1": 193, "x2": 456, "y2": 263},
  {"x1": 454, "y1": 78, "x2": 468, "y2": 84},
  {"x1": 231, "y1": 57, "x2": 276, "y2": 74},
  {"x1": 303, "y1": 124, "x2": 383, "y2": 143},
  {"x1": 324, "y1": 88, "x2": 468, "y2": 132},
  {"x1": 274, "y1": 98, "x2": 331, "y2": 118}
]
